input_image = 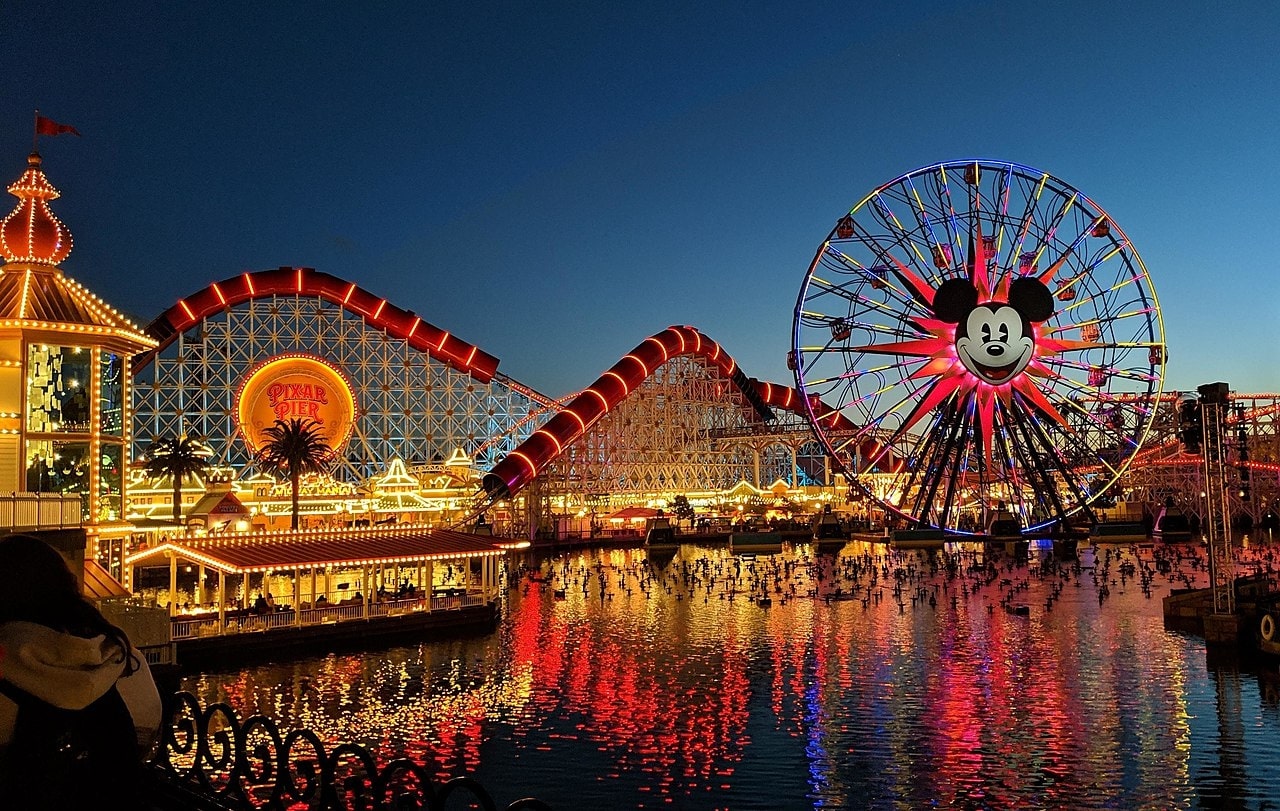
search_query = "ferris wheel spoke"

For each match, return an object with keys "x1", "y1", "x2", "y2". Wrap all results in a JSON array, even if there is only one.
[
  {"x1": 805, "y1": 266, "x2": 867, "y2": 301},
  {"x1": 816, "y1": 248, "x2": 899, "y2": 293},
  {"x1": 820, "y1": 245, "x2": 933, "y2": 317},
  {"x1": 1050, "y1": 403, "x2": 1129, "y2": 473},
  {"x1": 1039, "y1": 356, "x2": 1157, "y2": 387},
  {"x1": 911, "y1": 404, "x2": 972, "y2": 527},
  {"x1": 1017, "y1": 397, "x2": 1099, "y2": 516},
  {"x1": 1046, "y1": 239, "x2": 1129, "y2": 297},
  {"x1": 924, "y1": 166, "x2": 967, "y2": 265},
  {"x1": 892, "y1": 415, "x2": 946, "y2": 516},
  {"x1": 903, "y1": 176, "x2": 951, "y2": 256},
  {"x1": 802, "y1": 356, "x2": 924, "y2": 390},
  {"x1": 1008, "y1": 171, "x2": 1050, "y2": 260},
  {"x1": 845, "y1": 219, "x2": 940, "y2": 310},
  {"x1": 1035, "y1": 215, "x2": 1109, "y2": 290},
  {"x1": 1057, "y1": 278, "x2": 1149, "y2": 320},
  {"x1": 1002, "y1": 403, "x2": 1076, "y2": 521}
]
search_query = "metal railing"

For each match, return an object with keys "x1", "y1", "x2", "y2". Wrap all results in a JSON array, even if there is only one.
[
  {"x1": 139, "y1": 643, "x2": 177, "y2": 666},
  {"x1": 147, "y1": 691, "x2": 552, "y2": 810},
  {"x1": 170, "y1": 592, "x2": 489, "y2": 640},
  {"x1": 0, "y1": 491, "x2": 82, "y2": 530}
]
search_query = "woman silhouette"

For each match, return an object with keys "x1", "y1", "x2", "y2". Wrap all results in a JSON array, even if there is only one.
[{"x1": 0, "y1": 533, "x2": 162, "y2": 809}]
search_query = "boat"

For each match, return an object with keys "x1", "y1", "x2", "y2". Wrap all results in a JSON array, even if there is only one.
[
  {"x1": 1153, "y1": 504, "x2": 1194, "y2": 542},
  {"x1": 812, "y1": 506, "x2": 847, "y2": 552},
  {"x1": 812, "y1": 506, "x2": 845, "y2": 540},
  {"x1": 731, "y1": 532, "x2": 783, "y2": 554},
  {"x1": 644, "y1": 514, "x2": 678, "y2": 549},
  {"x1": 986, "y1": 509, "x2": 1023, "y2": 540},
  {"x1": 889, "y1": 527, "x2": 945, "y2": 550},
  {"x1": 1090, "y1": 521, "x2": 1148, "y2": 543}
]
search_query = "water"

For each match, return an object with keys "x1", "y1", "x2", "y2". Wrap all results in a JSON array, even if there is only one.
[{"x1": 181, "y1": 541, "x2": 1280, "y2": 810}]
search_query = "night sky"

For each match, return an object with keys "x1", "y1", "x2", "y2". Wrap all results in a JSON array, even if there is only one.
[{"x1": 3, "y1": 1, "x2": 1277, "y2": 397}]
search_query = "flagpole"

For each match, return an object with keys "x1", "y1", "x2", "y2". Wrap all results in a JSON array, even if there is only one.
[{"x1": 32, "y1": 109, "x2": 38, "y2": 152}]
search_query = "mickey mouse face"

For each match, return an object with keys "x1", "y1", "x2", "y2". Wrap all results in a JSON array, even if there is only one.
[
  {"x1": 956, "y1": 305, "x2": 1034, "y2": 384},
  {"x1": 932, "y1": 276, "x2": 1055, "y2": 387}
]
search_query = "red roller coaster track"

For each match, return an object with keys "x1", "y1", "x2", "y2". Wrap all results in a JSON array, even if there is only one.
[{"x1": 135, "y1": 266, "x2": 500, "y2": 383}]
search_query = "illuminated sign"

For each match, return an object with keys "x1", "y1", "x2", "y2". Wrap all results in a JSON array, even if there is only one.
[{"x1": 236, "y1": 355, "x2": 356, "y2": 455}]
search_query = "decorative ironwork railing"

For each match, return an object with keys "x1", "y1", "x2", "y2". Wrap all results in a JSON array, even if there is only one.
[{"x1": 149, "y1": 691, "x2": 553, "y2": 810}]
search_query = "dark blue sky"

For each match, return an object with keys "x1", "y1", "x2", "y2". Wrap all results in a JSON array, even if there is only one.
[{"x1": 3, "y1": 1, "x2": 1277, "y2": 396}]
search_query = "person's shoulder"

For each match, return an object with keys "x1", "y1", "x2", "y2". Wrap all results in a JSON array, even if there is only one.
[{"x1": 116, "y1": 651, "x2": 162, "y2": 747}]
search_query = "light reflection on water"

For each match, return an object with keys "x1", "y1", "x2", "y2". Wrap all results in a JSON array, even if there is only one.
[{"x1": 182, "y1": 541, "x2": 1280, "y2": 810}]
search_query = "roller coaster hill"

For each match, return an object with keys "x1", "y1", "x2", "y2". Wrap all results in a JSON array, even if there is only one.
[{"x1": 131, "y1": 266, "x2": 1277, "y2": 541}]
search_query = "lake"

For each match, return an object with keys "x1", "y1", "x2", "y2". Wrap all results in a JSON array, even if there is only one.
[{"x1": 181, "y1": 540, "x2": 1280, "y2": 810}]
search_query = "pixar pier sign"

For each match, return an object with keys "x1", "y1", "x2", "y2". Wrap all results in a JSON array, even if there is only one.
[
  {"x1": 235, "y1": 355, "x2": 357, "y2": 455},
  {"x1": 267, "y1": 381, "x2": 331, "y2": 420}
]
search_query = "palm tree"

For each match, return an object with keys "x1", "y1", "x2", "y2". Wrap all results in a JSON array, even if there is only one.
[
  {"x1": 254, "y1": 418, "x2": 335, "y2": 530},
  {"x1": 144, "y1": 434, "x2": 213, "y2": 524}
]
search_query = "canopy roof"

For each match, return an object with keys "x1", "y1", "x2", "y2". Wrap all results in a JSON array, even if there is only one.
[
  {"x1": 82, "y1": 558, "x2": 130, "y2": 600},
  {"x1": 606, "y1": 506, "x2": 661, "y2": 520},
  {"x1": 125, "y1": 526, "x2": 505, "y2": 575}
]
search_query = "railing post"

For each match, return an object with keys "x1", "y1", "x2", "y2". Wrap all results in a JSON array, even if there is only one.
[
  {"x1": 217, "y1": 570, "x2": 226, "y2": 633},
  {"x1": 362, "y1": 564, "x2": 370, "y2": 619},
  {"x1": 167, "y1": 550, "x2": 177, "y2": 616}
]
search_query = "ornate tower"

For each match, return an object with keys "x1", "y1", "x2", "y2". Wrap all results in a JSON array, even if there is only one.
[{"x1": 0, "y1": 152, "x2": 156, "y2": 549}]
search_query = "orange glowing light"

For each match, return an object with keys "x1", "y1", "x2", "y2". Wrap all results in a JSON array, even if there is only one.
[
  {"x1": 604, "y1": 370, "x2": 629, "y2": 396},
  {"x1": 644, "y1": 337, "x2": 669, "y2": 362},
  {"x1": 511, "y1": 451, "x2": 538, "y2": 478},
  {"x1": 235, "y1": 355, "x2": 358, "y2": 455},
  {"x1": 586, "y1": 388, "x2": 610, "y2": 413},
  {"x1": 534, "y1": 429, "x2": 563, "y2": 454},
  {"x1": 624, "y1": 354, "x2": 649, "y2": 376}
]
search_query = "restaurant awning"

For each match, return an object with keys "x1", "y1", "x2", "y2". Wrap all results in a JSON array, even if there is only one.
[
  {"x1": 124, "y1": 526, "x2": 506, "y2": 575},
  {"x1": 606, "y1": 506, "x2": 660, "y2": 521}
]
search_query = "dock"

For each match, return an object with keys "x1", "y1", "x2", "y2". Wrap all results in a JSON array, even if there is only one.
[{"x1": 173, "y1": 597, "x2": 497, "y2": 668}]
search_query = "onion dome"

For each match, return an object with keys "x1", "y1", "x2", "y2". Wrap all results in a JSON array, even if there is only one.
[
  {"x1": 0, "y1": 152, "x2": 72, "y2": 265},
  {"x1": 0, "y1": 153, "x2": 154, "y2": 350}
]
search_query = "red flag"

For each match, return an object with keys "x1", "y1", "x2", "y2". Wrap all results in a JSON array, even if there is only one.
[{"x1": 35, "y1": 115, "x2": 80, "y2": 137}]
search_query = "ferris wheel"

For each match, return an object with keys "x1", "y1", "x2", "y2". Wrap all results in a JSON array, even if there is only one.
[{"x1": 792, "y1": 160, "x2": 1166, "y2": 533}]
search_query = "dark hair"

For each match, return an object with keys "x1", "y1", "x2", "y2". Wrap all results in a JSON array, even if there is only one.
[{"x1": 0, "y1": 534, "x2": 140, "y2": 676}]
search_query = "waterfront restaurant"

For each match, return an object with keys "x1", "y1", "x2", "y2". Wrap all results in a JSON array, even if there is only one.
[{"x1": 124, "y1": 525, "x2": 511, "y2": 641}]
